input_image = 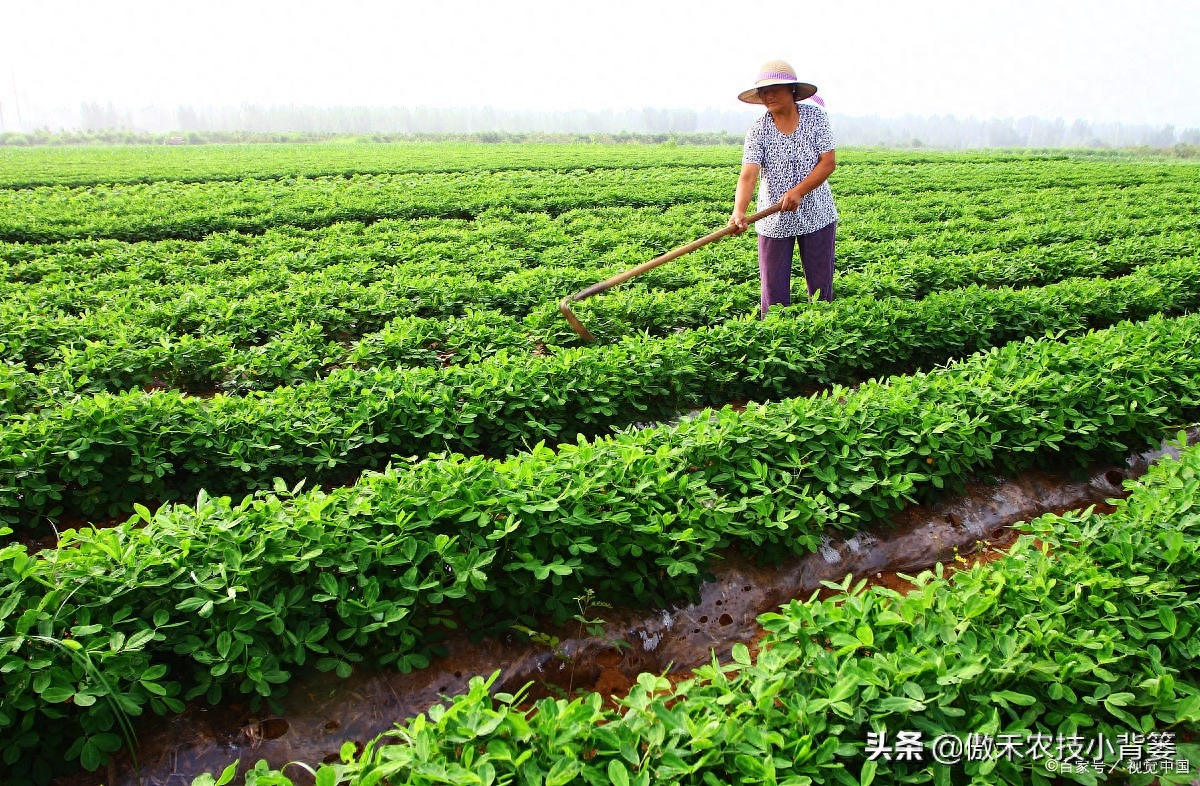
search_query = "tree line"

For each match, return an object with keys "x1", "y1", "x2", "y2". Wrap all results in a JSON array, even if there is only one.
[{"x1": 0, "y1": 101, "x2": 1195, "y2": 150}]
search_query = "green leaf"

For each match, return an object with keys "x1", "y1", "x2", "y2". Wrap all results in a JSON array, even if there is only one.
[
  {"x1": 1173, "y1": 692, "x2": 1200, "y2": 722},
  {"x1": 876, "y1": 695, "x2": 925, "y2": 713},
  {"x1": 1158, "y1": 606, "x2": 1177, "y2": 635},
  {"x1": 214, "y1": 761, "x2": 240, "y2": 786},
  {"x1": 319, "y1": 573, "x2": 339, "y2": 597},
  {"x1": 41, "y1": 685, "x2": 75, "y2": 703},
  {"x1": 176, "y1": 597, "x2": 208, "y2": 613},
  {"x1": 545, "y1": 757, "x2": 583, "y2": 786},
  {"x1": 1104, "y1": 691, "x2": 1136, "y2": 709},
  {"x1": 1161, "y1": 530, "x2": 1185, "y2": 563},
  {"x1": 78, "y1": 733, "x2": 121, "y2": 771},
  {"x1": 990, "y1": 690, "x2": 1037, "y2": 707},
  {"x1": 71, "y1": 624, "x2": 103, "y2": 637}
]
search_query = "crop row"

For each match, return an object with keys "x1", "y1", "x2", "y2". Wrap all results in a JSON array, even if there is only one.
[
  {"x1": 1, "y1": 263, "x2": 745, "y2": 370},
  {"x1": 1, "y1": 238, "x2": 757, "y2": 353},
  {"x1": 4, "y1": 258, "x2": 1200, "y2": 528},
  {"x1": 2, "y1": 158, "x2": 1196, "y2": 244},
  {"x1": 6, "y1": 221, "x2": 1194, "y2": 371},
  {"x1": 1, "y1": 167, "x2": 736, "y2": 243},
  {"x1": 0, "y1": 204, "x2": 736, "y2": 287},
  {"x1": 4, "y1": 245, "x2": 1200, "y2": 415},
  {"x1": 2, "y1": 312, "x2": 1199, "y2": 780},
  {"x1": 0, "y1": 143, "x2": 1143, "y2": 189},
  {"x1": 4, "y1": 200, "x2": 1196, "y2": 316},
  {"x1": 3, "y1": 205, "x2": 1195, "y2": 371},
  {"x1": 0, "y1": 142, "x2": 746, "y2": 189},
  {"x1": 5, "y1": 182, "x2": 1194, "y2": 287},
  {"x1": 199, "y1": 434, "x2": 1200, "y2": 786}
]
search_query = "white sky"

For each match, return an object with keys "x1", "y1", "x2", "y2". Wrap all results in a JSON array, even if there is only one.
[{"x1": 2, "y1": 0, "x2": 1199, "y2": 130}]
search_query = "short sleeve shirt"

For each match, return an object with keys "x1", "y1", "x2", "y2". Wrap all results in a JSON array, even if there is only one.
[{"x1": 741, "y1": 104, "x2": 838, "y2": 237}]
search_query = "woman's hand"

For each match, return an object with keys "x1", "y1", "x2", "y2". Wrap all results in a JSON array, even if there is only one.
[
  {"x1": 780, "y1": 186, "x2": 804, "y2": 212},
  {"x1": 731, "y1": 162, "x2": 760, "y2": 235},
  {"x1": 782, "y1": 151, "x2": 836, "y2": 212}
]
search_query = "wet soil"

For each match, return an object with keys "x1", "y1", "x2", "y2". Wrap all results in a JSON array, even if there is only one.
[{"x1": 53, "y1": 428, "x2": 1200, "y2": 786}]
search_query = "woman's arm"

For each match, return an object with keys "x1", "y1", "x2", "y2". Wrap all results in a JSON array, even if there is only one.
[
  {"x1": 780, "y1": 150, "x2": 836, "y2": 211},
  {"x1": 729, "y1": 162, "x2": 761, "y2": 234}
]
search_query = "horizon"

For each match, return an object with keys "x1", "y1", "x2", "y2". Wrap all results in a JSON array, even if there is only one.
[{"x1": 7, "y1": 103, "x2": 1189, "y2": 152}]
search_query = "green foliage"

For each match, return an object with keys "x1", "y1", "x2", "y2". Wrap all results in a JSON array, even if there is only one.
[
  {"x1": 3, "y1": 144, "x2": 1200, "y2": 783},
  {"x1": 0, "y1": 139, "x2": 745, "y2": 187},
  {"x1": 192, "y1": 434, "x2": 1200, "y2": 785},
  {"x1": 5, "y1": 260, "x2": 1200, "y2": 528},
  {"x1": 3, "y1": 314, "x2": 1200, "y2": 779}
]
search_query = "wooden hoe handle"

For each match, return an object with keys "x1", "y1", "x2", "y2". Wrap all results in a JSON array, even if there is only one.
[{"x1": 559, "y1": 203, "x2": 783, "y2": 341}]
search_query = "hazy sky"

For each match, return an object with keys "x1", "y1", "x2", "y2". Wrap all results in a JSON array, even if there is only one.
[{"x1": 2, "y1": 0, "x2": 1198, "y2": 130}]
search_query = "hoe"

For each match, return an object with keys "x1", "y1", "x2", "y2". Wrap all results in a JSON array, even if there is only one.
[{"x1": 559, "y1": 203, "x2": 782, "y2": 341}]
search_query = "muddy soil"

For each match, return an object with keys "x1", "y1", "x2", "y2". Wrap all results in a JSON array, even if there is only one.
[{"x1": 54, "y1": 428, "x2": 1200, "y2": 786}]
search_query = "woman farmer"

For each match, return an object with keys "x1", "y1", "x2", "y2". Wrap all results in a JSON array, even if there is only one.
[{"x1": 729, "y1": 60, "x2": 838, "y2": 315}]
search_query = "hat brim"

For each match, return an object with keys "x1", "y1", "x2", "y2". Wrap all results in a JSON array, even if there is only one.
[{"x1": 738, "y1": 80, "x2": 818, "y2": 105}]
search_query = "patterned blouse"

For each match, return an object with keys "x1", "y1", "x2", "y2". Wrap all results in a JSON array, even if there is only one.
[{"x1": 741, "y1": 104, "x2": 838, "y2": 237}]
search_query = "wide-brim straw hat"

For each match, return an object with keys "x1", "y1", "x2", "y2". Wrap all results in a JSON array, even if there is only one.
[{"x1": 738, "y1": 59, "x2": 817, "y2": 104}]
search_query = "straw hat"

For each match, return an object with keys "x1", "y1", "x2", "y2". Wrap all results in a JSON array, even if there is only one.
[{"x1": 737, "y1": 59, "x2": 817, "y2": 104}]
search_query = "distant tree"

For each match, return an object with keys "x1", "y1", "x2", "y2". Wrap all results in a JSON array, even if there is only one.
[
  {"x1": 176, "y1": 105, "x2": 207, "y2": 131},
  {"x1": 1064, "y1": 118, "x2": 1097, "y2": 147},
  {"x1": 80, "y1": 101, "x2": 131, "y2": 131},
  {"x1": 985, "y1": 119, "x2": 1022, "y2": 147},
  {"x1": 1147, "y1": 124, "x2": 1177, "y2": 147},
  {"x1": 668, "y1": 109, "x2": 698, "y2": 133},
  {"x1": 641, "y1": 107, "x2": 670, "y2": 133}
]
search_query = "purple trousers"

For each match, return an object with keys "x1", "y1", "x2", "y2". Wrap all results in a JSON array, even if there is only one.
[{"x1": 758, "y1": 221, "x2": 836, "y2": 316}]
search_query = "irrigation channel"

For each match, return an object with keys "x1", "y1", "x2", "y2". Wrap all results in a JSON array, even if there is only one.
[{"x1": 56, "y1": 427, "x2": 1200, "y2": 786}]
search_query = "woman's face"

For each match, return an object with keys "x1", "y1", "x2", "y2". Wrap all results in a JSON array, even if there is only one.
[{"x1": 756, "y1": 84, "x2": 795, "y2": 110}]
